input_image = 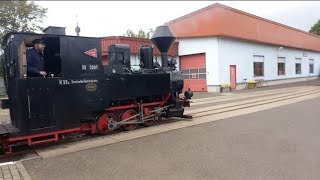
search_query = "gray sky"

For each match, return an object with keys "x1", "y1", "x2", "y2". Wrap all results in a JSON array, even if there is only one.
[{"x1": 34, "y1": 1, "x2": 320, "y2": 37}]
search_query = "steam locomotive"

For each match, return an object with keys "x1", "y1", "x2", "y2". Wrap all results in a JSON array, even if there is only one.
[{"x1": 0, "y1": 25, "x2": 193, "y2": 154}]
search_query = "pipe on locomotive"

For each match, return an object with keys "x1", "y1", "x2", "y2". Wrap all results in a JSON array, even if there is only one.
[{"x1": 150, "y1": 25, "x2": 176, "y2": 68}]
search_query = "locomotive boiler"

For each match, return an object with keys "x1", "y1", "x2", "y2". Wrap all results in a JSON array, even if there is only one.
[{"x1": 0, "y1": 25, "x2": 193, "y2": 154}]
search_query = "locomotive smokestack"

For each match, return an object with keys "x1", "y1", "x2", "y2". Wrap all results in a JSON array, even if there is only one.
[{"x1": 150, "y1": 25, "x2": 176, "y2": 67}]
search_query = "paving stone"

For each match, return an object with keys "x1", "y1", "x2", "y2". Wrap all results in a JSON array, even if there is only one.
[
  {"x1": 0, "y1": 163, "x2": 27, "y2": 180},
  {"x1": 12, "y1": 175, "x2": 21, "y2": 180},
  {"x1": 3, "y1": 174, "x2": 11, "y2": 179},
  {"x1": 11, "y1": 171, "x2": 19, "y2": 176},
  {"x1": 1, "y1": 166, "x2": 9, "y2": 170},
  {"x1": 10, "y1": 170, "x2": 17, "y2": 174},
  {"x1": 9, "y1": 172, "x2": 18, "y2": 177},
  {"x1": 8, "y1": 165, "x2": 16, "y2": 171},
  {"x1": 2, "y1": 170, "x2": 10, "y2": 176},
  {"x1": 9, "y1": 170, "x2": 18, "y2": 176}
]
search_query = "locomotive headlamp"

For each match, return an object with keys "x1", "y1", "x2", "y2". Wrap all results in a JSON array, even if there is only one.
[
  {"x1": 169, "y1": 58, "x2": 177, "y2": 66},
  {"x1": 184, "y1": 88, "x2": 193, "y2": 100}
]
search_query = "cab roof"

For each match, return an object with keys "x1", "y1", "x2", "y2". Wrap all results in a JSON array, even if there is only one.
[{"x1": 2, "y1": 32, "x2": 102, "y2": 47}]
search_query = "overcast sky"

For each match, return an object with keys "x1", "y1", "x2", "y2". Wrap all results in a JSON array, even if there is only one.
[{"x1": 34, "y1": 1, "x2": 320, "y2": 37}]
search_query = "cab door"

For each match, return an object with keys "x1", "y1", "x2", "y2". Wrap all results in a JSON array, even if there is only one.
[{"x1": 27, "y1": 78, "x2": 56, "y2": 131}]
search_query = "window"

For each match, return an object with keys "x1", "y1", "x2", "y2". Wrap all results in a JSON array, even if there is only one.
[
  {"x1": 199, "y1": 74, "x2": 206, "y2": 79},
  {"x1": 190, "y1": 69, "x2": 198, "y2": 74},
  {"x1": 295, "y1": 63, "x2": 301, "y2": 74},
  {"x1": 295, "y1": 58, "x2": 302, "y2": 74},
  {"x1": 198, "y1": 68, "x2": 206, "y2": 79},
  {"x1": 309, "y1": 59, "x2": 314, "y2": 74},
  {"x1": 181, "y1": 68, "x2": 206, "y2": 79},
  {"x1": 296, "y1": 63, "x2": 301, "y2": 74},
  {"x1": 25, "y1": 37, "x2": 62, "y2": 78},
  {"x1": 253, "y1": 55, "x2": 264, "y2": 77},
  {"x1": 199, "y1": 68, "x2": 206, "y2": 73},
  {"x1": 277, "y1": 57, "x2": 285, "y2": 75},
  {"x1": 181, "y1": 69, "x2": 189, "y2": 74}
]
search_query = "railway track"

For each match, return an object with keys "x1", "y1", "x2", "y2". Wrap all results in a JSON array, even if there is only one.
[
  {"x1": 2, "y1": 86, "x2": 320, "y2": 160},
  {"x1": 188, "y1": 87, "x2": 320, "y2": 117},
  {"x1": 190, "y1": 86, "x2": 314, "y2": 105}
]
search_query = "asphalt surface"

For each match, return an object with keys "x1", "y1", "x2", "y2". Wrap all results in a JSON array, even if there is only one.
[{"x1": 23, "y1": 95, "x2": 320, "y2": 180}]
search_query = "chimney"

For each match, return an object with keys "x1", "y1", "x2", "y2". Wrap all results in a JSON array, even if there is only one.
[
  {"x1": 43, "y1": 26, "x2": 66, "y2": 35},
  {"x1": 150, "y1": 25, "x2": 176, "y2": 68}
]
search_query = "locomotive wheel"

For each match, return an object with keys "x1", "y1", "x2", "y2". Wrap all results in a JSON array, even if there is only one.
[
  {"x1": 142, "y1": 107, "x2": 154, "y2": 127},
  {"x1": 143, "y1": 119, "x2": 154, "y2": 127},
  {"x1": 143, "y1": 115, "x2": 159, "y2": 127},
  {"x1": 96, "y1": 113, "x2": 116, "y2": 135},
  {"x1": 121, "y1": 109, "x2": 138, "y2": 131}
]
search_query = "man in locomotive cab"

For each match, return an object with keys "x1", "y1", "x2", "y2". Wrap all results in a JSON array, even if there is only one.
[{"x1": 26, "y1": 39, "x2": 47, "y2": 77}]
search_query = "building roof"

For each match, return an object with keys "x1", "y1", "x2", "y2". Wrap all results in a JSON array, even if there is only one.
[
  {"x1": 167, "y1": 3, "x2": 320, "y2": 52},
  {"x1": 101, "y1": 36, "x2": 178, "y2": 56}
]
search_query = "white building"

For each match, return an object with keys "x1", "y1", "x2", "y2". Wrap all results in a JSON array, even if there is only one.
[{"x1": 168, "y1": 3, "x2": 320, "y2": 92}]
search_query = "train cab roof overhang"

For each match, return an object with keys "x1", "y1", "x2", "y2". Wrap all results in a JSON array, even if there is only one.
[
  {"x1": 2, "y1": 32, "x2": 44, "y2": 47},
  {"x1": 2, "y1": 31, "x2": 103, "y2": 47}
]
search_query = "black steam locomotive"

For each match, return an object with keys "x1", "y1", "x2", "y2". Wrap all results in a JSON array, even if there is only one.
[{"x1": 0, "y1": 26, "x2": 192, "y2": 154}]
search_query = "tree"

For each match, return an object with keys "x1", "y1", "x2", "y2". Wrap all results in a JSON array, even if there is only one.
[
  {"x1": 0, "y1": 0, "x2": 47, "y2": 78},
  {"x1": 124, "y1": 29, "x2": 136, "y2": 37},
  {"x1": 309, "y1": 20, "x2": 320, "y2": 36},
  {"x1": 0, "y1": 0, "x2": 47, "y2": 47},
  {"x1": 123, "y1": 29, "x2": 153, "y2": 38}
]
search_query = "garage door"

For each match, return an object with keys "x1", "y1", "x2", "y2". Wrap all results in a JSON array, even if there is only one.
[{"x1": 180, "y1": 53, "x2": 207, "y2": 92}]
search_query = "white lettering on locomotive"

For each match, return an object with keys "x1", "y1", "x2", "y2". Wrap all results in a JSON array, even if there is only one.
[
  {"x1": 81, "y1": 64, "x2": 98, "y2": 71},
  {"x1": 59, "y1": 79, "x2": 98, "y2": 85},
  {"x1": 89, "y1": 65, "x2": 98, "y2": 70},
  {"x1": 58, "y1": 80, "x2": 71, "y2": 85},
  {"x1": 81, "y1": 65, "x2": 87, "y2": 70}
]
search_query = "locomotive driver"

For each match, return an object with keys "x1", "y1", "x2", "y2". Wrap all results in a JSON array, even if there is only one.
[{"x1": 26, "y1": 39, "x2": 47, "y2": 77}]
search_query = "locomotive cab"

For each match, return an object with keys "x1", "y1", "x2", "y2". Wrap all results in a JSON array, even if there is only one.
[{"x1": 2, "y1": 32, "x2": 104, "y2": 135}]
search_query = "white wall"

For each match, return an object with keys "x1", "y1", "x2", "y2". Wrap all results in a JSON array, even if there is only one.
[
  {"x1": 218, "y1": 37, "x2": 320, "y2": 85},
  {"x1": 178, "y1": 37, "x2": 219, "y2": 85},
  {"x1": 177, "y1": 36, "x2": 320, "y2": 92},
  {"x1": 130, "y1": 54, "x2": 140, "y2": 70}
]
